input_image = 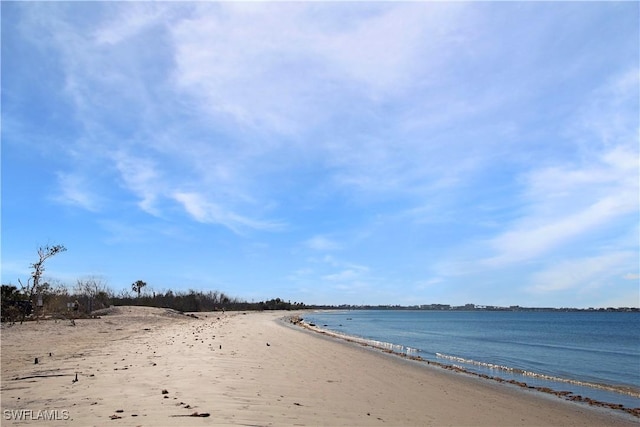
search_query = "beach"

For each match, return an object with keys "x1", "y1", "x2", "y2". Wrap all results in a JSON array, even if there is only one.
[{"x1": 1, "y1": 307, "x2": 635, "y2": 426}]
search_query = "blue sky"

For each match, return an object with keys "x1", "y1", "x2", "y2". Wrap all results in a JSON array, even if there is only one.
[{"x1": 2, "y1": 2, "x2": 638, "y2": 308}]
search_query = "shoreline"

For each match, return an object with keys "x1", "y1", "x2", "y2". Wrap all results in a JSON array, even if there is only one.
[
  {"x1": 285, "y1": 314, "x2": 640, "y2": 418},
  {"x1": 2, "y1": 307, "x2": 638, "y2": 426}
]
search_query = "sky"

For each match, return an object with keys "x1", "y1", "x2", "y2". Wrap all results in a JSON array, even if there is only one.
[{"x1": 1, "y1": 2, "x2": 639, "y2": 308}]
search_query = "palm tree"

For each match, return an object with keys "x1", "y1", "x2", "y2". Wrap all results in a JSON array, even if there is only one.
[{"x1": 131, "y1": 280, "x2": 147, "y2": 298}]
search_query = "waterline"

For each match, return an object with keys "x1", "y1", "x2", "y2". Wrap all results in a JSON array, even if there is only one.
[
  {"x1": 435, "y1": 352, "x2": 640, "y2": 398},
  {"x1": 296, "y1": 310, "x2": 640, "y2": 416}
]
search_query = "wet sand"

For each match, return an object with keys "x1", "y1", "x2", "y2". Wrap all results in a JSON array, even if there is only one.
[{"x1": 1, "y1": 307, "x2": 636, "y2": 426}]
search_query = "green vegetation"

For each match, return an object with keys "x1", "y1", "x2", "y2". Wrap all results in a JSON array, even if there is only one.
[
  {"x1": 111, "y1": 292, "x2": 304, "y2": 312},
  {"x1": 1, "y1": 280, "x2": 307, "y2": 322},
  {"x1": 1, "y1": 242, "x2": 306, "y2": 322}
]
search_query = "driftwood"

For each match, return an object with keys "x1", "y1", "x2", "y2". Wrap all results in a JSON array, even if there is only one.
[
  {"x1": 169, "y1": 412, "x2": 210, "y2": 417},
  {"x1": 12, "y1": 374, "x2": 71, "y2": 381}
]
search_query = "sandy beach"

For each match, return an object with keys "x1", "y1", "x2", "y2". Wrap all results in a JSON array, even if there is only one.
[{"x1": 1, "y1": 307, "x2": 636, "y2": 426}]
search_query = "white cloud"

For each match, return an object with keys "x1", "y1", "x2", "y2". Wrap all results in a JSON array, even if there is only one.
[
  {"x1": 112, "y1": 151, "x2": 161, "y2": 215},
  {"x1": 310, "y1": 3, "x2": 463, "y2": 99},
  {"x1": 323, "y1": 266, "x2": 369, "y2": 283},
  {"x1": 286, "y1": 268, "x2": 314, "y2": 282},
  {"x1": 171, "y1": 4, "x2": 317, "y2": 135},
  {"x1": 319, "y1": 258, "x2": 373, "y2": 293},
  {"x1": 528, "y1": 252, "x2": 635, "y2": 293},
  {"x1": 34, "y1": 2, "x2": 490, "y2": 223},
  {"x1": 305, "y1": 235, "x2": 341, "y2": 252},
  {"x1": 169, "y1": 2, "x2": 467, "y2": 135},
  {"x1": 54, "y1": 172, "x2": 101, "y2": 212},
  {"x1": 482, "y1": 70, "x2": 639, "y2": 267},
  {"x1": 172, "y1": 191, "x2": 282, "y2": 234},
  {"x1": 484, "y1": 189, "x2": 636, "y2": 267},
  {"x1": 571, "y1": 67, "x2": 640, "y2": 150},
  {"x1": 92, "y1": 3, "x2": 169, "y2": 46}
]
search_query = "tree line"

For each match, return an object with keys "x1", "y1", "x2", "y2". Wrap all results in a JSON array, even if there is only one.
[
  {"x1": 1, "y1": 282, "x2": 305, "y2": 323},
  {"x1": 111, "y1": 290, "x2": 304, "y2": 313},
  {"x1": 1, "y1": 244, "x2": 306, "y2": 323}
]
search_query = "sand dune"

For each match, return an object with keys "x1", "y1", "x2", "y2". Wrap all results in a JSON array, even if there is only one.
[{"x1": 1, "y1": 307, "x2": 635, "y2": 426}]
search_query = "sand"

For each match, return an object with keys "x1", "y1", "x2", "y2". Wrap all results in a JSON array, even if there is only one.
[{"x1": 1, "y1": 306, "x2": 636, "y2": 426}]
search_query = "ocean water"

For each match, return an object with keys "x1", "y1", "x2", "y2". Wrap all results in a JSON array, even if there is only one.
[{"x1": 302, "y1": 310, "x2": 640, "y2": 410}]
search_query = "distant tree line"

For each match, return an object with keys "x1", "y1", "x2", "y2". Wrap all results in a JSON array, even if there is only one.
[
  {"x1": 111, "y1": 289, "x2": 306, "y2": 313},
  {"x1": 1, "y1": 244, "x2": 308, "y2": 323},
  {"x1": 1, "y1": 280, "x2": 307, "y2": 323}
]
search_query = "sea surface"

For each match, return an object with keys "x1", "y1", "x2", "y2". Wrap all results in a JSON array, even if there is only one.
[{"x1": 302, "y1": 310, "x2": 640, "y2": 410}]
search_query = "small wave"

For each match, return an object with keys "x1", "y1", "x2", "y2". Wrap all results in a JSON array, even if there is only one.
[
  {"x1": 368, "y1": 339, "x2": 420, "y2": 355},
  {"x1": 435, "y1": 353, "x2": 640, "y2": 398},
  {"x1": 303, "y1": 322, "x2": 419, "y2": 356}
]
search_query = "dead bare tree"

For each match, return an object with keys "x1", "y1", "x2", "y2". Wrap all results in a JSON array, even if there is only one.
[
  {"x1": 75, "y1": 276, "x2": 110, "y2": 314},
  {"x1": 18, "y1": 244, "x2": 67, "y2": 321}
]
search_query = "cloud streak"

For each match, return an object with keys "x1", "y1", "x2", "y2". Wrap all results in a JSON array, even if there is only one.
[
  {"x1": 528, "y1": 252, "x2": 635, "y2": 294},
  {"x1": 172, "y1": 191, "x2": 283, "y2": 234},
  {"x1": 54, "y1": 172, "x2": 102, "y2": 212},
  {"x1": 482, "y1": 70, "x2": 639, "y2": 268}
]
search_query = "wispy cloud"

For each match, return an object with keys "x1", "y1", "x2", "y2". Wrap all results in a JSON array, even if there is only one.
[
  {"x1": 14, "y1": 2, "x2": 501, "y2": 227},
  {"x1": 290, "y1": 254, "x2": 376, "y2": 293},
  {"x1": 528, "y1": 252, "x2": 635, "y2": 294},
  {"x1": 33, "y1": 2, "x2": 478, "y2": 231},
  {"x1": 172, "y1": 191, "x2": 283, "y2": 234},
  {"x1": 305, "y1": 235, "x2": 342, "y2": 252},
  {"x1": 323, "y1": 267, "x2": 368, "y2": 283},
  {"x1": 170, "y1": 3, "x2": 461, "y2": 134},
  {"x1": 112, "y1": 150, "x2": 162, "y2": 215},
  {"x1": 92, "y1": 3, "x2": 171, "y2": 46},
  {"x1": 482, "y1": 70, "x2": 639, "y2": 268},
  {"x1": 54, "y1": 172, "x2": 102, "y2": 212}
]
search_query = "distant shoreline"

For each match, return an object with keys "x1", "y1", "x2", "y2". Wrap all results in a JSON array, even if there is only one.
[{"x1": 305, "y1": 305, "x2": 640, "y2": 312}]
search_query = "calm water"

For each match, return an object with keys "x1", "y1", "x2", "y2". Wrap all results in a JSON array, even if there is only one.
[{"x1": 303, "y1": 310, "x2": 640, "y2": 409}]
